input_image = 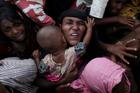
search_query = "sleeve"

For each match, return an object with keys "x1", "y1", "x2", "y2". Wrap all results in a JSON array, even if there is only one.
[
  {"x1": 38, "y1": 60, "x2": 48, "y2": 74},
  {"x1": 74, "y1": 42, "x2": 86, "y2": 57},
  {"x1": 16, "y1": 0, "x2": 55, "y2": 26}
]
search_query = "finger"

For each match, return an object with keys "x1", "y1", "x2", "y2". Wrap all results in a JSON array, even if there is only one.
[
  {"x1": 127, "y1": 18, "x2": 135, "y2": 22},
  {"x1": 125, "y1": 38, "x2": 137, "y2": 44},
  {"x1": 110, "y1": 55, "x2": 117, "y2": 63},
  {"x1": 125, "y1": 47, "x2": 138, "y2": 51},
  {"x1": 121, "y1": 56, "x2": 130, "y2": 64},
  {"x1": 127, "y1": 23, "x2": 135, "y2": 28},
  {"x1": 91, "y1": 18, "x2": 95, "y2": 24},
  {"x1": 122, "y1": 51, "x2": 137, "y2": 59},
  {"x1": 117, "y1": 53, "x2": 130, "y2": 64}
]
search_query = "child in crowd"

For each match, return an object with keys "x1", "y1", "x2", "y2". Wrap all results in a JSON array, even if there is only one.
[{"x1": 33, "y1": 17, "x2": 94, "y2": 87}]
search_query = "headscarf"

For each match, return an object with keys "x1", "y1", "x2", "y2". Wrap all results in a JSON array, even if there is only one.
[{"x1": 58, "y1": 8, "x2": 87, "y2": 24}]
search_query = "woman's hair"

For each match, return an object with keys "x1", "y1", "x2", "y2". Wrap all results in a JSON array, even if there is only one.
[
  {"x1": 0, "y1": 4, "x2": 38, "y2": 59},
  {"x1": 0, "y1": 4, "x2": 22, "y2": 22}
]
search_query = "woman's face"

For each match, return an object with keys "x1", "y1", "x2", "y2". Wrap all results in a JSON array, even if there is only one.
[
  {"x1": 60, "y1": 17, "x2": 86, "y2": 46},
  {"x1": 0, "y1": 19, "x2": 25, "y2": 42}
]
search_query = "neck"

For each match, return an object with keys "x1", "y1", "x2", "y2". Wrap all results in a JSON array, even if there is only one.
[
  {"x1": 11, "y1": 41, "x2": 26, "y2": 52},
  {"x1": 52, "y1": 49, "x2": 65, "y2": 63}
]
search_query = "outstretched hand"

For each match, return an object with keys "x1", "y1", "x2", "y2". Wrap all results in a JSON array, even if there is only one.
[
  {"x1": 107, "y1": 38, "x2": 138, "y2": 64},
  {"x1": 117, "y1": 16, "x2": 135, "y2": 28}
]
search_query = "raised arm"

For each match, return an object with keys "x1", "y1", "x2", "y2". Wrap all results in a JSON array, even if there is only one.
[{"x1": 83, "y1": 17, "x2": 95, "y2": 47}]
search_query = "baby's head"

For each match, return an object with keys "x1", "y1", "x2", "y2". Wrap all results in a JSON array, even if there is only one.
[{"x1": 37, "y1": 25, "x2": 67, "y2": 53}]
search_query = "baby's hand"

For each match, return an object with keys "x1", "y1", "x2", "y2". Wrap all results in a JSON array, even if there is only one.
[
  {"x1": 32, "y1": 49, "x2": 41, "y2": 66},
  {"x1": 85, "y1": 17, "x2": 95, "y2": 31},
  {"x1": 32, "y1": 49, "x2": 40, "y2": 59}
]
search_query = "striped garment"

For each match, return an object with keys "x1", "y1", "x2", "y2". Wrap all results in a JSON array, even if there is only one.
[{"x1": 0, "y1": 57, "x2": 38, "y2": 93}]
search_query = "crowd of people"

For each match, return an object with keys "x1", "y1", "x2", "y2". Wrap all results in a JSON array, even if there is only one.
[{"x1": 0, "y1": 0, "x2": 140, "y2": 93}]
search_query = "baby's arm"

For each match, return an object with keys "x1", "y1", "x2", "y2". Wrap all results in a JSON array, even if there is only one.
[
  {"x1": 32, "y1": 49, "x2": 40, "y2": 66},
  {"x1": 83, "y1": 17, "x2": 95, "y2": 47}
]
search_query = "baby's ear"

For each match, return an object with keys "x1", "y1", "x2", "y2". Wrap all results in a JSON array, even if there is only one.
[
  {"x1": 59, "y1": 24, "x2": 62, "y2": 29},
  {"x1": 62, "y1": 36, "x2": 66, "y2": 43}
]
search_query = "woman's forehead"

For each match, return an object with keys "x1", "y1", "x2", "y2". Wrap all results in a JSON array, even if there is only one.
[
  {"x1": 0, "y1": 19, "x2": 13, "y2": 26},
  {"x1": 63, "y1": 17, "x2": 84, "y2": 22}
]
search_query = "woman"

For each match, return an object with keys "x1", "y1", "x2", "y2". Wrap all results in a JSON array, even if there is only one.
[
  {"x1": 0, "y1": 4, "x2": 39, "y2": 93},
  {"x1": 35, "y1": 8, "x2": 131, "y2": 93}
]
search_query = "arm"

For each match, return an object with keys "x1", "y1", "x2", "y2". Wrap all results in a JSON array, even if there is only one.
[
  {"x1": 34, "y1": 62, "x2": 78, "y2": 88},
  {"x1": 95, "y1": 16, "x2": 118, "y2": 25},
  {"x1": 96, "y1": 16, "x2": 135, "y2": 27},
  {"x1": 32, "y1": 49, "x2": 40, "y2": 66},
  {"x1": 83, "y1": 17, "x2": 95, "y2": 47}
]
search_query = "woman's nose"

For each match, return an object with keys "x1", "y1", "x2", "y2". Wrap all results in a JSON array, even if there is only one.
[
  {"x1": 72, "y1": 24, "x2": 79, "y2": 30},
  {"x1": 12, "y1": 28, "x2": 18, "y2": 34}
]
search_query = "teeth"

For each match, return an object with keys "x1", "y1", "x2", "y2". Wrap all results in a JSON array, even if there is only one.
[{"x1": 71, "y1": 33, "x2": 78, "y2": 36}]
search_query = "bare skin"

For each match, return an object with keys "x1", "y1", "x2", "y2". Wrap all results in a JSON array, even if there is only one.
[{"x1": 0, "y1": 83, "x2": 7, "y2": 93}]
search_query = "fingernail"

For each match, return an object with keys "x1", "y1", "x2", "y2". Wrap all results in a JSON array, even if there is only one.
[
  {"x1": 134, "y1": 56, "x2": 137, "y2": 59},
  {"x1": 132, "y1": 38, "x2": 136, "y2": 41},
  {"x1": 134, "y1": 48, "x2": 138, "y2": 51}
]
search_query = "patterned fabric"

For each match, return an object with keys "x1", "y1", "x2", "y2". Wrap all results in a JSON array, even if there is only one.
[
  {"x1": 38, "y1": 60, "x2": 48, "y2": 74},
  {"x1": 16, "y1": 0, "x2": 55, "y2": 26},
  {"x1": 75, "y1": 42, "x2": 85, "y2": 56},
  {"x1": 0, "y1": 57, "x2": 38, "y2": 93},
  {"x1": 120, "y1": 0, "x2": 140, "y2": 18},
  {"x1": 39, "y1": 43, "x2": 85, "y2": 82}
]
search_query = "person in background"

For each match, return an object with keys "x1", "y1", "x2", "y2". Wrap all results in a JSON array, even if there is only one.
[{"x1": 0, "y1": 4, "x2": 38, "y2": 93}]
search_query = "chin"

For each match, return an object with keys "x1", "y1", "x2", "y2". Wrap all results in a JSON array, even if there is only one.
[
  {"x1": 69, "y1": 41, "x2": 79, "y2": 46},
  {"x1": 14, "y1": 37, "x2": 25, "y2": 42}
]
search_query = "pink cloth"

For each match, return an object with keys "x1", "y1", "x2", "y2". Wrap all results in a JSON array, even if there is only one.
[{"x1": 70, "y1": 57, "x2": 130, "y2": 93}]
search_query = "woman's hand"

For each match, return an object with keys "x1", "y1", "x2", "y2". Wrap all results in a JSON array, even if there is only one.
[{"x1": 107, "y1": 39, "x2": 138, "y2": 64}]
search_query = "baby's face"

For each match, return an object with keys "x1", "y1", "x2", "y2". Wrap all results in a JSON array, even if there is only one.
[{"x1": 54, "y1": 32, "x2": 67, "y2": 49}]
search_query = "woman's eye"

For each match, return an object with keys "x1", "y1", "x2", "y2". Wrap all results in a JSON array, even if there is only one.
[
  {"x1": 14, "y1": 23, "x2": 22, "y2": 27},
  {"x1": 78, "y1": 22, "x2": 85, "y2": 25},
  {"x1": 65, "y1": 21, "x2": 73, "y2": 24},
  {"x1": 3, "y1": 27, "x2": 11, "y2": 32}
]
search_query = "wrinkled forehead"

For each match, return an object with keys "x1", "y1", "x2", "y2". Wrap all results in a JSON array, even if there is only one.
[{"x1": 63, "y1": 16, "x2": 85, "y2": 22}]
